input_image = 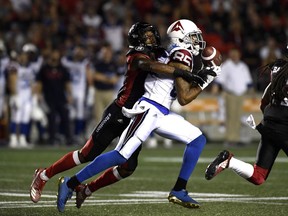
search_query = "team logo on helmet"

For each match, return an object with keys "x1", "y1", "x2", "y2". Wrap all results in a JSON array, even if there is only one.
[
  {"x1": 170, "y1": 21, "x2": 184, "y2": 33},
  {"x1": 135, "y1": 46, "x2": 144, "y2": 51}
]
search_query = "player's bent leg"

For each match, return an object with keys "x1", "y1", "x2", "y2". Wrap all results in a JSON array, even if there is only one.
[
  {"x1": 168, "y1": 135, "x2": 206, "y2": 209},
  {"x1": 205, "y1": 150, "x2": 233, "y2": 180},
  {"x1": 75, "y1": 165, "x2": 130, "y2": 209},
  {"x1": 75, "y1": 150, "x2": 140, "y2": 208},
  {"x1": 30, "y1": 147, "x2": 86, "y2": 203},
  {"x1": 168, "y1": 189, "x2": 200, "y2": 208},
  {"x1": 247, "y1": 164, "x2": 269, "y2": 185}
]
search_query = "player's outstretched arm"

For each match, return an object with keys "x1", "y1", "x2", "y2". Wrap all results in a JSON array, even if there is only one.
[{"x1": 132, "y1": 57, "x2": 196, "y2": 82}]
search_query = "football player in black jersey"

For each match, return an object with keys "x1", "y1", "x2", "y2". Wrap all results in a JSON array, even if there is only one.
[
  {"x1": 30, "y1": 22, "x2": 208, "y2": 204},
  {"x1": 205, "y1": 51, "x2": 288, "y2": 186}
]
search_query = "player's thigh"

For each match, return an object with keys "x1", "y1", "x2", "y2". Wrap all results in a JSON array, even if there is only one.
[
  {"x1": 155, "y1": 112, "x2": 202, "y2": 143},
  {"x1": 10, "y1": 107, "x2": 21, "y2": 123},
  {"x1": 21, "y1": 101, "x2": 32, "y2": 123},
  {"x1": 115, "y1": 108, "x2": 159, "y2": 159}
]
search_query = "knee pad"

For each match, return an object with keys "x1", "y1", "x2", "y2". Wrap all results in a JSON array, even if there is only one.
[{"x1": 247, "y1": 164, "x2": 269, "y2": 185}]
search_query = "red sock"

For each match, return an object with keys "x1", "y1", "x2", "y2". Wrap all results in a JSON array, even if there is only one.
[
  {"x1": 247, "y1": 164, "x2": 269, "y2": 185},
  {"x1": 45, "y1": 151, "x2": 78, "y2": 179},
  {"x1": 88, "y1": 167, "x2": 120, "y2": 192}
]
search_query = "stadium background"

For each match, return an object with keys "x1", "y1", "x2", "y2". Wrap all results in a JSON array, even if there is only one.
[
  {"x1": 1, "y1": 0, "x2": 287, "y2": 144},
  {"x1": 0, "y1": 1, "x2": 288, "y2": 215}
]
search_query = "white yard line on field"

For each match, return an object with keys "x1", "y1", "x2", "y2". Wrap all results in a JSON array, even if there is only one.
[
  {"x1": 143, "y1": 157, "x2": 288, "y2": 163},
  {"x1": 0, "y1": 191, "x2": 287, "y2": 209}
]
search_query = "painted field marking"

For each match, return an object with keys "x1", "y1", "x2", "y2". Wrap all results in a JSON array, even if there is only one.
[
  {"x1": 0, "y1": 191, "x2": 287, "y2": 209},
  {"x1": 143, "y1": 157, "x2": 288, "y2": 163}
]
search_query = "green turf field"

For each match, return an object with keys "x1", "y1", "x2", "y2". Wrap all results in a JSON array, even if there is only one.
[{"x1": 0, "y1": 143, "x2": 287, "y2": 216}]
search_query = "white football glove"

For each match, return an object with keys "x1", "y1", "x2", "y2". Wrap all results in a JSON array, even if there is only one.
[{"x1": 199, "y1": 66, "x2": 221, "y2": 90}]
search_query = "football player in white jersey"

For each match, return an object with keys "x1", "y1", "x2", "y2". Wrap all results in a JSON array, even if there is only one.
[
  {"x1": 61, "y1": 46, "x2": 93, "y2": 140},
  {"x1": 29, "y1": 22, "x2": 199, "y2": 206},
  {"x1": 56, "y1": 19, "x2": 220, "y2": 212},
  {"x1": 8, "y1": 52, "x2": 36, "y2": 148},
  {"x1": 22, "y1": 43, "x2": 46, "y2": 144},
  {"x1": 22, "y1": 43, "x2": 43, "y2": 75}
]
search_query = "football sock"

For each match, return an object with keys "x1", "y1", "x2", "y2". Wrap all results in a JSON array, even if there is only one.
[
  {"x1": 40, "y1": 170, "x2": 49, "y2": 181},
  {"x1": 178, "y1": 134, "x2": 206, "y2": 181},
  {"x1": 67, "y1": 175, "x2": 81, "y2": 190},
  {"x1": 45, "y1": 151, "x2": 81, "y2": 179},
  {"x1": 75, "y1": 119, "x2": 85, "y2": 135},
  {"x1": 75, "y1": 150, "x2": 127, "y2": 183},
  {"x1": 247, "y1": 165, "x2": 269, "y2": 185},
  {"x1": 20, "y1": 123, "x2": 29, "y2": 136},
  {"x1": 10, "y1": 122, "x2": 17, "y2": 133},
  {"x1": 88, "y1": 167, "x2": 122, "y2": 192},
  {"x1": 229, "y1": 157, "x2": 254, "y2": 179},
  {"x1": 173, "y1": 177, "x2": 187, "y2": 191},
  {"x1": 172, "y1": 135, "x2": 206, "y2": 191}
]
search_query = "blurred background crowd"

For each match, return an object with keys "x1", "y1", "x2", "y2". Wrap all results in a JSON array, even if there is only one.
[{"x1": 0, "y1": 0, "x2": 287, "y2": 148}]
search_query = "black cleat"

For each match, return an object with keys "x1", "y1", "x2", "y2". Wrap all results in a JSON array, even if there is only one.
[{"x1": 205, "y1": 150, "x2": 233, "y2": 180}]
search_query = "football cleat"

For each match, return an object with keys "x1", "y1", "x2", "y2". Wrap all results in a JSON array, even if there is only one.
[
  {"x1": 75, "y1": 184, "x2": 91, "y2": 209},
  {"x1": 168, "y1": 189, "x2": 200, "y2": 208},
  {"x1": 57, "y1": 177, "x2": 73, "y2": 212},
  {"x1": 205, "y1": 150, "x2": 233, "y2": 180},
  {"x1": 30, "y1": 168, "x2": 47, "y2": 203}
]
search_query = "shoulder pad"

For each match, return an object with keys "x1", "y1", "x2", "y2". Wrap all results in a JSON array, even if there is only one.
[{"x1": 153, "y1": 47, "x2": 169, "y2": 64}]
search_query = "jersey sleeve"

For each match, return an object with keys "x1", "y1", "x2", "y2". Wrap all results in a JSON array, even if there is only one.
[{"x1": 126, "y1": 51, "x2": 150, "y2": 65}]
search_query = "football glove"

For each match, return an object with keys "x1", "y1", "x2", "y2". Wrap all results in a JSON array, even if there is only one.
[
  {"x1": 173, "y1": 68, "x2": 205, "y2": 84},
  {"x1": 196, "y1": 66, "x2": 221, "y2": 90}
]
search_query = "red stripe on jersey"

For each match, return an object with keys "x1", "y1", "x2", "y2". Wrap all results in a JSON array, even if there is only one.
[
  {"x1": 120, "y1": 110, "x2": 148, "y2": 150},
  {"x1": 115, "y1": 53, "x2": 150, "y2": 108}
]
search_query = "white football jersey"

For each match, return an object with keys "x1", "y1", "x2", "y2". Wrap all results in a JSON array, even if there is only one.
[
  {"x1": 117, "y1": 47, "x2": 201, "y2": 160},
  {"x1": 61, "y1": 57, "x2": 89, "y2": 98},
  {"x1": 143, "y1": 46, "x2": 193, "y2": 109},
  {"x1": 15, "y1": 63, "x2": 35, "y2": 100}
]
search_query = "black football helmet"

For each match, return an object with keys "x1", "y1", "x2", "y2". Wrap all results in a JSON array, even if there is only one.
[{"x1": 128, "y1": 22, "x2": 161, "y2": 48}]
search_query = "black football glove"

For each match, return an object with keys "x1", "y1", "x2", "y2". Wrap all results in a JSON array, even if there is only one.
[
  {"x1": 197, "y1": 67, "x2": 217, "y2": 81},
  {"x1": 196, "y1": 66, "x2": 221, "y2": 89},
  {"x1": 173, "y1": 68, "x2": 205, "y2": 85}
]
